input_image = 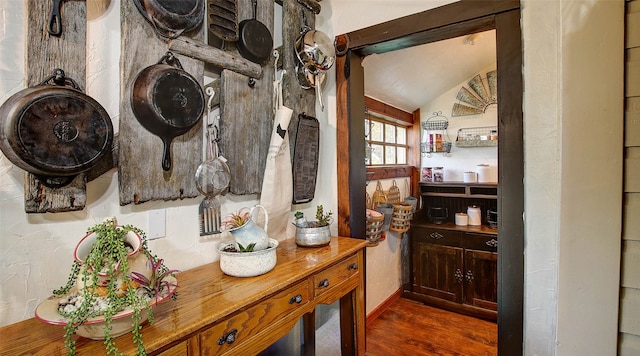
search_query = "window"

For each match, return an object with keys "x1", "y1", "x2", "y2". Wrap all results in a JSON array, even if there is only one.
[{"x1": 365, "y1": 117, "x2": 408, "y2": 166}]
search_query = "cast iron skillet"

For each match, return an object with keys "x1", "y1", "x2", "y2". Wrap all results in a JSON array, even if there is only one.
[
  {"x1": 0, "y1": 69, "x2": 114, "y2": 187},
  {"x1": 133, "y1": 0, "x2": 204, "y2": 39},
  {"x1": 131, "y1": 52, "x2": 205, "y2": 171},
  {"x1": 237, "y1": 0, "x2": 273, "y2": 64}
]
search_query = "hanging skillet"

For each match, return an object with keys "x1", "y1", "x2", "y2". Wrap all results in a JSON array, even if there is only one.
[
  {"x1": 0, "y1": 69, "x2": 114, "y2": 186},
  {"x1": 237, "y1": 0, "x2": 273, "y2": 64},
  {"x1": 131, "y1": 52, "x2": 205, "y2": 171},
  {"x1": 133, "y1": 0, "x2": 204, "y2": 39}
]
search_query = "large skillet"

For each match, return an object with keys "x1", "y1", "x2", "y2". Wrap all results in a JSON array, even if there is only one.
[
  {"x1": 133, "y1": 0, "x2": 204, "y2": 39},
  {"x1": 0, "y1": 69, "x2": 114, "y2": 185},
  {"x1": 131, "y1": 52, "x2": 205, "y2": 171}
]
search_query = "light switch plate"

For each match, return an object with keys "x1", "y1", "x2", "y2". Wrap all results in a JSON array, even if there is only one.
[{"x1": 148, "y1": 209, "x2": 166, "y2": 240}]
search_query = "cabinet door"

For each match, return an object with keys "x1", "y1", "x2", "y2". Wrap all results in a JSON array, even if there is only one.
[
  {"x1": 463, "y1": 249, "x2": 498, "y2": 311},
  {"x1": 413, "y1": 241, "x2": 463, "y2": 303}
]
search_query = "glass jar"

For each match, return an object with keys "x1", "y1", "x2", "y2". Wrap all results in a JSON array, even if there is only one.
[{"x1": 433, "y1": 167, "x2": 444, "y2": 182}]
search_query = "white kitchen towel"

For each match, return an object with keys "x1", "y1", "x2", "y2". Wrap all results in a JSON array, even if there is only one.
[{"x1": 260, "y1": 64, "x2": 293, "y2": 238}]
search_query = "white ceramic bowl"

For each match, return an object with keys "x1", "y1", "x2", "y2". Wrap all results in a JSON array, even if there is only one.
[
  {"x1": 218, "y1": 238, "x2": 278, "y2": 277},
  {"x1": 35, "y1": 276, "x2": 177, "y2": 340}
]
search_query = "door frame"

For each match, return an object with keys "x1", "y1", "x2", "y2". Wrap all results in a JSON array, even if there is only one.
[{"x1": 334, "y1": 1, "x2": 524, "y2": 354}]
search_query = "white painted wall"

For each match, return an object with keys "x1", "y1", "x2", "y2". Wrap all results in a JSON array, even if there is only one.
[
  {"x1": 419, "y1": 65, "x2": 498, "y2": 182},
  {"x1": 0, "y1": 1, "x2": 626, "y2": 355}
]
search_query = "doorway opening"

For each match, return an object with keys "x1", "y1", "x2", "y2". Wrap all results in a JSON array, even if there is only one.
[{"x1": 335, "y1": 2, "x2": 523, "y2": 355}]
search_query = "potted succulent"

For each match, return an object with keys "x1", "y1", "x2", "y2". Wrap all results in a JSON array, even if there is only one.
[
  {"x1": 294, "y1": 205, "x2": 333, "y2": 247},
  {"x1": 217, "y1": 205, "x2": 278, "y2": 277},
  {"x1": 34, "y1": 218, "x2": 178, "y2": 356}
]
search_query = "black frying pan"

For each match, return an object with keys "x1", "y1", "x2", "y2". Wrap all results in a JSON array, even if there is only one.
[
  {"x1": 131, "y1": 52, "x2": 205, "y2": 171},
  {"x1": 237, "y1": 0, "x2": 273, "y2": 64},
  {"x1": 0, "y1": 69, "x2": 114, "y2": 187}
]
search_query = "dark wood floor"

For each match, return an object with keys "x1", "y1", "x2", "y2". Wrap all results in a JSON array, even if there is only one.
[{"x1": 366, "y1": 298, "x2": 497, "y2": 356}]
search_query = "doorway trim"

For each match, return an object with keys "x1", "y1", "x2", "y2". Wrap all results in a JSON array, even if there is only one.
[{"x1": 334, "y1": 1, "x2": 524, "y2": 354}]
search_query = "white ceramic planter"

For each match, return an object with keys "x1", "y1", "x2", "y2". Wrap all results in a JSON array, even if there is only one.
[{"x1": 218, "y1": 238, "x2": 278, "y2": 277}]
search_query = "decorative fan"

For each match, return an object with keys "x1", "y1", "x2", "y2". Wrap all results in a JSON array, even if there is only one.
[{"x1": 451, "y1": 70, "x2": 497, "y2": 117}]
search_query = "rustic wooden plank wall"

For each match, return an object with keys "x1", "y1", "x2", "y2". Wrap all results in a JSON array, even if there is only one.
[
  {"x1": 620, "y1": 1, "x2": 640, "y2": 355},
  {"x1": 282, "y1": 0, "x2": 317, "y2": 165},
  {"x1": 118, "y1": 1, "x2": 204, "y2": 205},
  {"x1": 23, "y1": 0, "x2": 88, "y2": 213},
  {"x1": 219, "y1": 0, "x2": 274, "y2": 195}
]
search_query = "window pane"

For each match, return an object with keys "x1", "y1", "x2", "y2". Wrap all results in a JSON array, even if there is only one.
[
  {"x1": 370, "y1": 144, "x2": 384, "y2": 165},
  {"x1": 397, "y1": 146, "x2": 407, "y2": 164},
  {"x1": 365, "y1": 142, "x2": 371, "y2": 165},
  {"x1": 370, "y1": 121, "x2": 383, "y2": 141},
  {"x1": 397, "y1": 127, "x2": 406, "y2": 144},
  {"x1": 385, "y1": 124, "x2": 396, "y2": 143},
  {"x1": 385, "y1": 146, "x2": 396, "y2": 164}
]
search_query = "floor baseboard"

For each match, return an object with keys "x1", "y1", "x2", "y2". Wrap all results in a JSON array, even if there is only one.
[{"x1": 366, "y1": 288, "x2": 403, "y2": 328}]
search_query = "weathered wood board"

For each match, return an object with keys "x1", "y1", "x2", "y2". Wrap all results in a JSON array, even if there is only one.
[
  {"x1": 282, "y1": 0, "x2": 318, "y2": 203},
  {"x1": 118, "y1": 1, "x2": 204, "y2": 205},
  {"x1": 24, "y1": 0, "x2": 88, "y2": 213},
  {"x1": 218, "y1": 0, "x2": 274, "y2": 195}
]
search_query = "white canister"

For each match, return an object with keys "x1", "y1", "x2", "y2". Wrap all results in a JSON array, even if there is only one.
[
  {"x1": 476, "y1": 164, "x2": 491, "y2": 183},
  {"x1": 467, "y1": 206, "x2": 481, "y2": 226},
  {"x1": 463, "y1": 171, "x2": 477, "y2": 183},
  {"x1": 455, "y1": 213, "x2": 468, "y2": 226}
]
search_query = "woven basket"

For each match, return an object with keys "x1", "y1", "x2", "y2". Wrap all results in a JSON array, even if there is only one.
[
  {"x1": 371, "y1": 181, "x2": 387, "y2": 210},
  {"x1": 389, "y1": 203, "x2": 414, "y2": 233},
  {"x1": 386, "y1": 180, "x2": 401, "y2": 203},
  {"x1": 366, "y1": 209, "x2": 385, "y2": 243}
]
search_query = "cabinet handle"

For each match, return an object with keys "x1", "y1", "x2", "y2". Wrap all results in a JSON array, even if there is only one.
[
  {"x1": 466, "y1": 270, "x2": 474, "y2": 284},
  {"x1": 429, "y1": 232, "x2": 443, "y2": 239},
  {"x1": 289, "y1": 294, "x2": 303, "y2": 304},
  {"x1": 485, "y1": 239, "x2": 498, "y2": 248},
  {"x1": 454, "y1": 269, "x2": 463, "y2": 283},
  {"x1": 348, "y1": 263, "x2": 358, "y2": 270},
  {"x1": 217, "y1": 329, "x2": 238, "y2": 345},
  {"x1": 318, "y1": 279, "x2": 329, "y2": 288}
]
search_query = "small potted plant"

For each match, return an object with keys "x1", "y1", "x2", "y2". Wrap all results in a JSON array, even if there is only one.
[
  {"x1": 34, "y1": 218, "x2": 178, "y2": 356},
  {"x1": 221, "y1": 205, "x2": 269, "y2": 251},
  {"x1": 217, "y1": 205, "x2": 278, "y2": 277},
  {"x1": 294, "y1": 205, "x2": 333, "y2": 247}
]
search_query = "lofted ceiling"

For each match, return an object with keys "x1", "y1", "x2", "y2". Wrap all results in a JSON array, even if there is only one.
[{"x1": 362, "y1": 30, "x2": 497, "y2": 113}]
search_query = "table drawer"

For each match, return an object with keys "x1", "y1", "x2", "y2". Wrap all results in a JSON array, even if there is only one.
[
  {"x1": 412, "y1": 227, "x2": 462, "y2": 247},
  {"x1": 199, "y1": 280, "x2": 310, "y2": 355},
  {"x1": 313, "y1": 254, "x2": 359, "y2": 297},
  {"x1": 465, "y1": 232, "x2": 498, "y2": 252}
]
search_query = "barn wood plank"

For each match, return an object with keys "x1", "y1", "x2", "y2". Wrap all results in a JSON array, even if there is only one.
[
  {"x1": 24, "y1": 0, "x2": 87, "y2": 213},
  {"x1": 218, "y1": 0, "x2": 274, "y2": 195},
  {"x1": 282, "y1": 0, "x2": 317, "y2": 203},
  {"x1": 119, "y1": 0, "x2": 204, "y2": 205}
]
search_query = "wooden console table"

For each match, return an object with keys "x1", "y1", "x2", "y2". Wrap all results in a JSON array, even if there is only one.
[{"x1": 0, "y1": 237, "x2": 368, "y2": 355}]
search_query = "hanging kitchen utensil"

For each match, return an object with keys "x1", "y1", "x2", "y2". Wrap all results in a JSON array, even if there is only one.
[
  {"x1": 196, "y1": 87, "x2": 230, "y2": 235},
  {"x1": 207, "y1": 0, "x2": 239, "y2": 42},
  {"x1": 48, "y1": 0, "x2": 64, "y2": 36},
  {"x1": 292, "y1": 113, "x2": 319, "y2": 204},
  {"x1": 131, "y1": 52, "x2": 205, "y2": 171},
  {"x1": 133, "y1": 0, "x2": 204, "y2": 39},
  {"x1": 0, "y1": 68, "x2": 114, "y2": 186},
  {"x1": 237, "y1": 0, "x2": 273, "y2": 64},
  {"x1": 293, "y1": 12, "x2": 335, "y2": 111}
]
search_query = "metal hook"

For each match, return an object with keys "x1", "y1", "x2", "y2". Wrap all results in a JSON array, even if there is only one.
[{"x1": 206, "y1": 87, "x2": 215, "y2": 111}]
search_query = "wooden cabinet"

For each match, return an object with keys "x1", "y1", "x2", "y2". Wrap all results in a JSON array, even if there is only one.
[
  {"x1": 0, "y1": 237, "x2": 367, "y2": 356},
  {"x1": 409, "y1": 225, "x2": 497, "y2": 320},
  {"x1": 407, "y1": 182, "x2": 498, "y2": 321}
]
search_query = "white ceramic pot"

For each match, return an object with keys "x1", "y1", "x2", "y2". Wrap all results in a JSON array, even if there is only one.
[{"x1": 218, "y1": 238, "x2": 278, "y2": 277}]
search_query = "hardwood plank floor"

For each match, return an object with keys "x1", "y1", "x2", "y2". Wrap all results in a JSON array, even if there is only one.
[{"x1": 366, "y1": 298, "x2": 497, "y2": 356}]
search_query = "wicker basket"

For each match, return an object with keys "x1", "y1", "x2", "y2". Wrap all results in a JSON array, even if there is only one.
[
  {"x1": 371, "y1": 181, "x2": 387, "y2": 210},
  {"x1": 389, "y1": 203, "x2": 414, "y2": 233},
  {"x1": 366, "y1": 209, "x2": 385, "y2": 243},
  {"x1": 386, "y1": 180, "x2": 401, "y2": 203}
]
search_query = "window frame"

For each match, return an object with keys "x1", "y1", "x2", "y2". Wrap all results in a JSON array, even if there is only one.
[{"x1": 365, "y1": 115, "x2": 409, "y2": 166}]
